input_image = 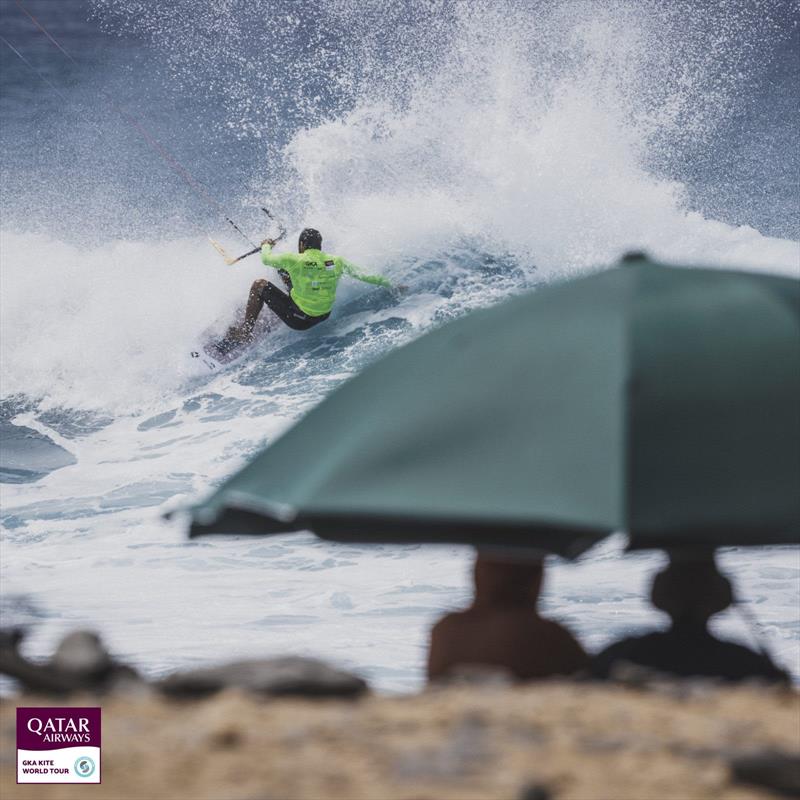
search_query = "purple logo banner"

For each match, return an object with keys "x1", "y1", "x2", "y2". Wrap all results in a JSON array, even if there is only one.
[{"x1": 17, "y1": 708, "x2": 101, "y2": 751}]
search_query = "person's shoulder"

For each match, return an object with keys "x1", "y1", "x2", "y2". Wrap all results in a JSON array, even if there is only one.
[
  {"x1": 534, "y1": 617, "x2": 589, "y2": 661},
  {"x1": 311, "y1": 250, "x2": 337, "y2": 265},
  {"x1": 431, "y1": 609, "x2": 473, "y2": 631},
  {"x1": 536, "y1": 616, "x2": 584, "y2": 643},
  {"x1": 431, "y1": 611, "x2": 474, "y2": 637},
  {"x1": 591, "y1": 630, "x2": 667, "y2": 671},
  {"x1": 711, "y1": 637, "x2": 789, "y2": 679},
  {"x1": 271, "y1": 249, "x2": 301, "y2": 262}
]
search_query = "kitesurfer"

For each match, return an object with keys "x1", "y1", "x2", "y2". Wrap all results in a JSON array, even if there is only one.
[{"x1": 219, "y1": 227, "x2": 395, "y2": 351}]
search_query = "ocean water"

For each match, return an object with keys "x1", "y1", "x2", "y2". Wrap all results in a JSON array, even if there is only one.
[{"x1": 1, "y1": 0, "x2": 798, "y2": 690}]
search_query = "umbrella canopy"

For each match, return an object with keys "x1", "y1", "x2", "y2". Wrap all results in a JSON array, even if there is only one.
[{"x1": 187, "y1": 255, "x2": 800, "y2": 556}]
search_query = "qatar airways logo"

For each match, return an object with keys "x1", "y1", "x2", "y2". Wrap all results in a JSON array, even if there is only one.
[
  {"x1": 17, "y1": 707, "x2": 101, "y2": 784},
  {"x1": 26, "y1": 716, "x2": 91, "y2": 744}
]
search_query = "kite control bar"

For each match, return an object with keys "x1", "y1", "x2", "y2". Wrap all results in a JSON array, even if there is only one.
[{"x1": 208, "y1": 208, "x2": 287, "y2": 266}]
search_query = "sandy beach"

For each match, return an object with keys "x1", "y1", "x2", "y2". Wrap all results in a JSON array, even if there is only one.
[{"x1": 2, "y1": 681, "x2": 798, "y2": 800}]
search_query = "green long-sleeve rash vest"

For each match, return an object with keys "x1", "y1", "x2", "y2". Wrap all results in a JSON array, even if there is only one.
[{"x1": 261, "y1": 243, "x2": 391, "y2": 317}]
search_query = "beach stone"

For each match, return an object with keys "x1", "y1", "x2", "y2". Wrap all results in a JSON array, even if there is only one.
[
  {"x1": 0, "y1": 628, "x2": 141, "y2": 694},
  {"x1": 518, "y1": 783, "x2": 552, "y2": 800},
  {"x1": 730, "y1": 751, "x2": 800, "y2": 797},
  {"x1": 209, "y1": 726, "x2": 243, "y2": 749},
  {"x1": 50, "y1": 630, "x2": 142, "y2": 692},
  {"x1": 159, "y1": 657, "x2": 368, "y2": 698},
  {"x1": 0, "y1": 628, "x2": 24, "y2": 652},
  {"x1": 51, "y1": 630, "x2": 113, "y2": 675}
]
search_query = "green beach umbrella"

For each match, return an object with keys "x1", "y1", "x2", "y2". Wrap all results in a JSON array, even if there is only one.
[{"x1": 186, "y1": 255, "x2": 800, "y2": 556}]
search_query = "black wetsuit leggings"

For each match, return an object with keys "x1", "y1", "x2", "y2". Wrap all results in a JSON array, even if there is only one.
[{"x1": 260, "y1": 282, "x2": 330, "y2": 331}]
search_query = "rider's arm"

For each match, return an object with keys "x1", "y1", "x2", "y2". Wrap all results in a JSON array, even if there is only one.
[
  {"x1": 261, "y1": 243, "x2": 302, "y2": 272},
  {"x1": 338, "y1": 257, "x2": 392, "y2": 288}
]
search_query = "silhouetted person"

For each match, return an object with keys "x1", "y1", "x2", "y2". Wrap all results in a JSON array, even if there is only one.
[
  {"x1": 592, "y1": 552, "x2": 789, "y2": 683},
  {"x1": 427, "y1": 553, "x2": 588, "y2": 682}
]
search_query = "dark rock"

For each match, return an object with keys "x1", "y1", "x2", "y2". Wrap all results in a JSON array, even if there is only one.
[
  {"x1": 0, "y1": 627, "x2": 25, "y2": 651},
  {"x1": 159, "y1": 657, "x2": 368, "y2": 699},
  {"x1": 51, "y1": 631, "x2": 113, "y2": 676},
  {"x1": 210, "y1": 727, "x2": 243, "y2": 749},
  {"x1": 518, "y1": 782, "x2": 553, "y2": 800},
  {"x1": 730, "y1": 751, "x2": 800, "y2": 798},
  {"x1": 0, "y1": 628, "x2": 141, "y2": 694}
]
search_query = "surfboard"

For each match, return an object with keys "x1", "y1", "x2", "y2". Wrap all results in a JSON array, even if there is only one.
[
  {"x1": 189, "y1": 347, "x2": 222, "y2": 372},
  {"x1": 190, "y1": 315, "x2": 274, "y2": 372},
  {"x1": 189, "y1": 337, "x2": 248, "y2": 371},
  {"x1": 190, "y1": 327, "x2": 268, "y2": 372}
]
